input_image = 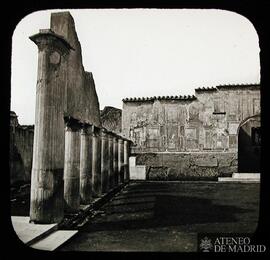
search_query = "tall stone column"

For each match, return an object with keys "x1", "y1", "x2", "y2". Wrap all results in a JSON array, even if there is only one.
[
  {"x1": 118, "y1": 138, "x2": 124, "y2": 183},
  {"x1": 113, "y1": 136, "x2": 119, "y2": 187},
  {"x1": 92, "y1": 126, "x2": 101, "y2": 197},
  {"x1": 101, "y1": 129, "x2": 109, "y2": 193},
  {"x1": 63, "y1": 117, "x2": 81, "y2": 213},
  {"x1": 29, "y1": 30, "x2": 72, "y2": 223},
  {"x1": 124, "y1": 140, "x2": 130, "y2": 182},
  {"x1": 79, "y1": 124, "x2": 93, "y2": 204},
  {"x1": 108, "y1": 133, "x2": 114, "y2": 189}
]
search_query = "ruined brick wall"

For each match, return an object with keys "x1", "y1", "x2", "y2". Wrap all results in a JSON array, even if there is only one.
[
  {"x1": 122, "y1": 84, "x2": 260, "y2": 153},
  {"x1": 101, "y1": 106, "x2": 122, "y2": 134},
  {"x1": 50, "y1": 12, "x2": 101, "y2": 127},
  {"x1": 10, "y1": 112, "x2": 34, "y2": 185}
]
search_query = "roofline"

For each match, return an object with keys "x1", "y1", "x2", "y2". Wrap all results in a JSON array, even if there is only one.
[
  {"x1": 123, "y1": 83, "x2": 260, "y2": 102},
  {"x1": 122, "y1": 95, "x2": 197, "y2": 102}
]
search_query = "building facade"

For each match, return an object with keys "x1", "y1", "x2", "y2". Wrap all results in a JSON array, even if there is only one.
[{"x1": 122, "y1": 84, "x2": 260, "y2": 179}]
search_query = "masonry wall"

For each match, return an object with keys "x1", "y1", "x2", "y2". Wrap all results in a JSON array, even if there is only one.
[
  {"x1": 122, "y1": 85, "x2": 260, "y2": 153},
  {"x1": 122, "y1": 85, "x2": 260, "y2": 178},
  {"x1": 50, "y1": 12, "x2": 101, "y2": 127},
  {"x1": 10, "y1": 119, "x2": 34, "y2": 185},
  {"x1": 101, "y1": 106, "x2": 122, "y2": 135},
  {"x1": 135, "y1": 152, "x2": 237, "y2": 180}
]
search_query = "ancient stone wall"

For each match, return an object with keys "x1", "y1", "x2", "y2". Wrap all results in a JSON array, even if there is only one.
[
  {"x1": 50, "y1": 12, "x2": 101, "y2": 126},
  {"x1": 10, "y1": 112, "x2": 34, "y2": 185},
  {"x1": 122, "y1": 84, "x2": 260, "y2": 153},
  {"x1": 101, "y1": 106, "x2": 122, "y2": 135},
  {"x1": 135, "y1": 152, "x2": 237, "y2": 180},
  {"x1": 122, "y1": 84, "x2": 260, "y2": 178}
]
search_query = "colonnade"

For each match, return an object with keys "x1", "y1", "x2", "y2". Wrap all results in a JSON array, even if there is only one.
[
  {"x1": 63, "y1": 116, "x2": 131, "y2": 213},
  {"x1": 29, "y1": 27, "x2": 131, "y2": 224}
]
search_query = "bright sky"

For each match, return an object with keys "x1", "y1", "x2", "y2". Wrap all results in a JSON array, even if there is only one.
[{"x1": 11, "y1": 9, "x2": 260, "y2": 125}]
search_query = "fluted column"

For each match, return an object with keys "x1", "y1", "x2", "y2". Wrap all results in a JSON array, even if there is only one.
[
  {"x1": 124, "y1": 140, "x2": 130, "y2": 182},
  {"x1": 92, "y1": 126, "x2": 101, "y2": 197},
  {"x1": 101, "y1": 128, "x2": 109, "y2": 193},
  {"x1": 29, "y1": 30, "x2": 72, "y2": 223},
  {"x1": 118, "y1": 138, "x2": 124, "y2": 183},
  {"x1": 108, "y1": 133, "x2": 114, "y2": 189},
  {"x1": 63, "y1": 117, "x2": 81, "y2": 213},
  {"x1": 79, "y1": 124, "x2": 93, "y2": 204},
  {"x1": 113, "y1": 136, "x2": 119, "y2": 186}
]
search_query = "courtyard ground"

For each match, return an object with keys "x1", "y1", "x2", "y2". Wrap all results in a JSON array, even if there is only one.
[{"x1": 57, "y1": 181, "x2": 260, "y2": 252}]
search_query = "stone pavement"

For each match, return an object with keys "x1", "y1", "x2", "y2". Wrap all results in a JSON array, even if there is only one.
[
  {"x1": 11, "y1": 216, "x2": 58, "y2": 246},
  {"x1": 218, "y1": 173, "x2": 260, "y2": 183},
  {"x1": 58, "y1": 181, "x2": 260, "y2": 252},
  {"x1": 11, "y1": 216, "x2": 78, "y2": 251}
]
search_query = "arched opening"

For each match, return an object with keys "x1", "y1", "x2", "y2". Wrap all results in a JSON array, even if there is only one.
[{"x1": 238, "y1": 115, "x2": 261, "y2": 173}]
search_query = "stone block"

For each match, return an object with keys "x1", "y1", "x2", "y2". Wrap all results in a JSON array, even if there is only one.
[
  {"x1": 130, "y1": 165, "x2": 146, "y2": 180},
  {"x1": 218, "y1": 157, "x2": 232, "y2": 167},
  {"x1": 219, "y1": 166, "x2": 237, "y2": 174},
  {"x1": 196, "y1": 156, "x2": 218, "y2": 167},
  {"x1": 129, "y1": 156, "x2": 136, "y2": 167}
]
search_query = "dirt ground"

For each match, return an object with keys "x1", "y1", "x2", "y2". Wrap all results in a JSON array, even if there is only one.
[{"x1": 58, "y1": 181, "x2": 260, "y2": 252}]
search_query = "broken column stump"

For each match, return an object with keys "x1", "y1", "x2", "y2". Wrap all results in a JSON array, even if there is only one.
[
  {"x1": 113, "y1": 136, "x2": 119, "y2": 187},
  {"x1": 63, "y1": 117, "x2": 81, "y2": 213},
  {"x1": 92, "y1": 126, "x2": 102, "y2": 197},
  {"x1": 108, "y1": 133, "x2": 114, "y2": 189},
  {"x1": 79, "y1": 124, "x2": 93, "y2": 204},
  {"x1": 124, "y1": 140, "x2": 130, "y2": 182},
  {"x1": 101, "y1": 129, "x2": 109, "y2": 193},
  {"x1": 118, "y1": 138, "x2": 124, "y2": 183}
]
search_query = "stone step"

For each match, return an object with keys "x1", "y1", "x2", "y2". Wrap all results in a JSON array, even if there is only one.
[
  {"x1": 232, "y1": 173, "x2": 260, "y2": 179},
  {"x1": 31, "y1": 230, "x2": 78, "y2": 251},
  {"x1": 130, "y1": 165, "x2": 146, "y2": 180},
  {"x1": 11, "y1": 216, "x2": 58, "y2": 246},
  {"x1": 218, "y1": 177, "x2": 260, "y2": 183}
]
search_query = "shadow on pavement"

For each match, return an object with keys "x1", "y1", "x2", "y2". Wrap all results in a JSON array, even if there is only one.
[{"x1": 82, "y1": 193, "x2": 252, "y2": 232}]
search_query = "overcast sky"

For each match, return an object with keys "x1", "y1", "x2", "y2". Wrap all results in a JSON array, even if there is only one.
[{"x1": 11, "y1": 9, "x2": 260, "y2": 125}]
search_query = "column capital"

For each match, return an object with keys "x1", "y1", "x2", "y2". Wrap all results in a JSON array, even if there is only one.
[
  {"x1": 64, "y1": 116, "x2": 82, "y2": 132},
  {"x1": 81, "y1": 123, "x2": 93, "y2": 135},
  {"x1": 100, "y1": 128, "x2": 108, "y2": 139},
  {"x1": 118, "y1": 138, "x2": 124, "y2": 144},
  {"x1": 30, "y1": 29, "x2": 74, "y2": 55},
  {"x1": 92, "y1": 125, "x2": 101, "y2": 137},
  {"x1": 107, "y1": 132, "x2": 114, "y2": 142}
]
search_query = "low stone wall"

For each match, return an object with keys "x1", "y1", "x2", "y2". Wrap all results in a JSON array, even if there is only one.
[
  {"x1": 134, "y1": 152, "x2": 237, "y2": 180},
  {"x1": 10, "y1": 126, "x2": 34, "y2": 185}
]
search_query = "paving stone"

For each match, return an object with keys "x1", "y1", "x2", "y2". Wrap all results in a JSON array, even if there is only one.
[
  {"x1": 11, "y1": 216, "x2": 58, "y2": 245},
  {"x1": 31, "y1": 230, "x2": 78, "y2": 251}
]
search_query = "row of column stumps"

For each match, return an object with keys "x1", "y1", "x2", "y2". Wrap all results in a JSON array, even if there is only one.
[{"x1": 63, "y1": 116, "x2": 131, "y2": 214}]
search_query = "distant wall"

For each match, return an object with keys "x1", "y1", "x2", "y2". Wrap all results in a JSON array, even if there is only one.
[
  {"x1": 101, "y1": 106, "x2": 122, "y2": 134},
  {"x1": 135, "y1": 152, "x2": 237, "y2": 180},
  {"x1": 10, "y1": 112, "x2": 34, "y2": 185},
  {"x1": 122, "y1": 84, "x2": 260, "y2": 179},
  {"x1": 122, "y1": 85, "x2": 260, "y2": 153}
]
